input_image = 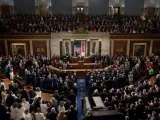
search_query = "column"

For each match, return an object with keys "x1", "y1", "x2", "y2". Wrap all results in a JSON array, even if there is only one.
[
  {"x1": 72, "y1": 0, "x2": 76, "y2": 15},
  {"x1": 87, "y1": 39, "x2": 90, "y2": 56},
  {"x1": 149, "y1": 40, "x2": 153, "y2": 55},
  {"x1": 71, "y1": 39, "x2": 74, "y2": 56},
  {"x1": 46, "y1": 40, "x2": 50, "y2": 58},
  {"x1": 111, "y1": 40, "x2": 114, "y2": 56},
  {"x1": 29, "y1": 40, "x2": 33, "y2": 55},
  {"x1": 85, "y1": 0, "x2": 88, "y2": 15},
  {"x1": 99, "y1": 39, "x2": 102, "y2": 56},
  {"x1": 4, "y1": 40, "x2": 8, "y2": 56},
  {"x1": 126, "y1": 40, "x2": 130, "y2": 56},
  {"x1": 60, "y1": 39, "x2": 62, "y2": 57}
]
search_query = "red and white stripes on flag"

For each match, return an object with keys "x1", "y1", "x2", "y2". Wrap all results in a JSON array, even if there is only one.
[
  {"x1": 81, "y1": 40, "x2": 86, "y2": 53},
  {"x1": 74, "y1": 40, "x2": 86, "y2": 56}
]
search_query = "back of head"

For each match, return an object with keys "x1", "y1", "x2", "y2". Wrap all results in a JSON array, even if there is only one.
[
  {"x1": 17, "y1": 103, "x2": 22, "y2": 109},
  {"x1": 37, "y1": 108, "x2": 41, "y2": 113},
  {"x1": 70, "y1": 105, "x2": 74, "y2": 111},
  {"x1": 12, "y1": 102, "x2": 18, "y2": 108},
  {"x1": 24, "y1": 109, "x2": 29, "y2": 114},
  {"x1": 36, "y1": 87, "x2": 40, "y2": 92}
]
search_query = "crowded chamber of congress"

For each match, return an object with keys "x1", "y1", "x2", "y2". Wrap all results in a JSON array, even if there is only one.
[{"x1": 1, "y1": 0, "x2": 160, "y2": 120}]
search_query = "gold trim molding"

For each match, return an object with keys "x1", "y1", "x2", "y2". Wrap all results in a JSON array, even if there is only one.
[
  {"x1": 133, "y1": 43, "x2": 147, "y2": 56},
  {"x1": 11, "y1": 43, "x2": 27, "y2": 56}
]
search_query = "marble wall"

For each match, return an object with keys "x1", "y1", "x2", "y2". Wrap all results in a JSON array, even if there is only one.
[
  {"x1": 50, "y1": 33, "x2": 60, "y2": 56},
  {"x1": 101, "y1": 34, "x2": 110, "y2": 55},
  {"x1": 50, "y1": 32, "x2": 110, "y2": 56}
]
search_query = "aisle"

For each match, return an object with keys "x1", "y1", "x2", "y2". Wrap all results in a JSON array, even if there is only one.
[{"x1": 77, "y1": 79, "x2": 86, "y2": 120}]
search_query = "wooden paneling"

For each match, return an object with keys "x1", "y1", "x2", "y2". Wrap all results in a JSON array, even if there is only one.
[
  {"x1": 152, "y1": 41, "x2": 160, "y2": 54},
  {"x1": 0, "y1": 41, "x2": 5, "y2": 56},
  {"x1": 7, "y1": 40, "x2": 30, "y2": 56},
  {"x1": 147, "y1": 8, "x2": 156, "y2": 16},
  {"x1": 32, "y1": 41, "x2": 47, "y2": 56},
  {"x1": 1, "y1": 5, "x2": 11, "y2": 15},
  {"x1": 130, "y1": 41, "x2": 150, "y2": 56},
  {"x1": 114, "y1": 40, "x2": 127, "y2": 56}
]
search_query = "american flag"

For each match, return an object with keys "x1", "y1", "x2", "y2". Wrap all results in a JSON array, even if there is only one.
[{"x1": 74, "y1": 40, "x2": 86, "y2": 55}]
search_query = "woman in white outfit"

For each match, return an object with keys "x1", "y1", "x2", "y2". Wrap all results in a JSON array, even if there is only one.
[
  {"x1": 35, "y1": 87, "x2": 41, "y2": 98},
  {"x1": 16, "y1": 103, "x2": 25, "y2": 120},
  {"x1": 9, "y1": 68, "x2": 14, "y2": 81},
  {"x1": 10, "y1": 102, "x2": 18, "y2": 120},
  {"x1": 24, "y1": 109, "x2": 31, "y2": 120},
  {"x1": 22, "y1": 98, "x2": 30, "y2": 110},
  {"x1": 40, "y1": 100, "x2": 48, "y2": 116},
  {"x1": 58, "y1": 101, "x2": 65, "y2": 112},
  {"x1": 35, "y1": 108, "x2": 45, "y2": 120}
]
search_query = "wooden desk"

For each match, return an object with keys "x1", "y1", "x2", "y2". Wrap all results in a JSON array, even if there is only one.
[
  {"x1": 70, "y1": 57, "x2": 93, "y2": 63},
  {"x1": 69, "y1": 62, "x2": 100, "y2": 69},
  {"x1": 49, "y1": 65, "x2": 112, "y2": 78}
]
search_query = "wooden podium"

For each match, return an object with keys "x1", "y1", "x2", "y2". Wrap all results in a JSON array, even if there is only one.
[
  {"x1": 70, "y1": 57, "x2": 93, "y2": 63},
  {"x1": 78, "y1": 60, "x2": 84, "y2": 69}
]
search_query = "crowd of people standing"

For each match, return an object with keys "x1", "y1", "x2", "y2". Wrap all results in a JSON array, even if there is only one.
[
  {"x1": 0, "y1": 54, "x2": 159, "y2": 120},
  {"x1": 0, "y1": 54, "x2": 78, "y2": 120}
]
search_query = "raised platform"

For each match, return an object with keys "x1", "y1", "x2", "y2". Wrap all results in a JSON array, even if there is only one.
[
  {"x1": 69, "y1": 62, "x2": 100, "y2": 69},
  {"x1": 49, "y1": 65, "x2": 112, "y2": 78},
  {"x1": 70, "y1": 57, "x2": 93, "y2": 63}
]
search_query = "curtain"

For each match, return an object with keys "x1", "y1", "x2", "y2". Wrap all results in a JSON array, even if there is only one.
[
  {"x1": 124, "y1": 0, "x2": 144, "y2": 15},
  {"x1": 51, "y1": 0, "x2": 72, "y2": 14},
  {"x1": 14, "y1": 0, "x2": 35, "y2": 14},
  {"x1": 88, "y1": 0, "x2": 109, "y2": 14}
]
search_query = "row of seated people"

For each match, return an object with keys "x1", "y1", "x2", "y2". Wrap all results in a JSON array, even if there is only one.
[
  {"x1": 83, "y1": 15, "x2": 160, "y2": 33},
  {"x1": 86, "y1": 55, "x2": 160, "y2": 120},
  {"x1": 0, "y1": 55, "x2": 78, "y2": 120},
  {"x1": 0, "y1": 14, "x2": 80, "y2": 33},
  {"x1": 0, "y1": 14, "x2": 160, "y2": 33}
]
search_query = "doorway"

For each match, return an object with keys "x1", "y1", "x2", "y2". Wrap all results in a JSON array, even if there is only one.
[
  {"x1": 113, "y1": 7, "x2": 121, "y2": 15},
  {"x1": 147, "y1": 8, "x2": 156, "y2": 16},
  {"x1": 76, "y1": 6, "x2": 84, "y2": 14}
]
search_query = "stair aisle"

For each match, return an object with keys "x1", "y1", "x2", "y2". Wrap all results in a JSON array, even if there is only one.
[{"x1": 77, "y1": 79, "x2": 86, "y2": 120}]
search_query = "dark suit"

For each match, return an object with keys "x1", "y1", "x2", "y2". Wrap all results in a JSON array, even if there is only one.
[
  {"x1": 20, "y1": 89, "x2": 29, "y2": 100},
  {"x1": 67, "y1": 110, "x2": 78, "y2": 120},
  {"x1": 0, "y1": 104, "x2": 7, "y2": 120},
  {"x1": 47, "y1": 112, "x2": 57, "y2": 120},
  {"x1": 6, "y1": 95, "x2": 16, "y2": 108},
  {"x1": 68, "y1": 93, "x2": 76, "y2": 106}
]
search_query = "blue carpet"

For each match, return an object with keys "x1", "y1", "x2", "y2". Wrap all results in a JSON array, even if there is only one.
[{"x1": 77, "y1": 79, "x2": 86, "y2": 120}]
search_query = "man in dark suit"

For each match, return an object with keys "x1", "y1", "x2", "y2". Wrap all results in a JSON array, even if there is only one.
[
  {"x1": 20, "y1": 86, "x2": 29, "y2": 100},
  {"x1": 67, "y1": 105, "x2": 78, "y2": 120},
  {"x1": 100, "y1": 89, "x2": 108, "y2": 102},
  {"x1": 6, "y1": 91, "x2": 16, "y2": 108},
  {"x1": 68, "y1": 90, "x2": 76, "y2": 107},
  {"x1": 0, "y1": 100, "x2": 7, "y2": 120},
  {"x1": 47, "y1": 107, "x2": 57, "y2": 120},
  {"x1": 53, "y1": 90, "x2": 61, "y2": 101},
  {"x1": 135, "y1": 99, "x2": 145, "y2": 119}
]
